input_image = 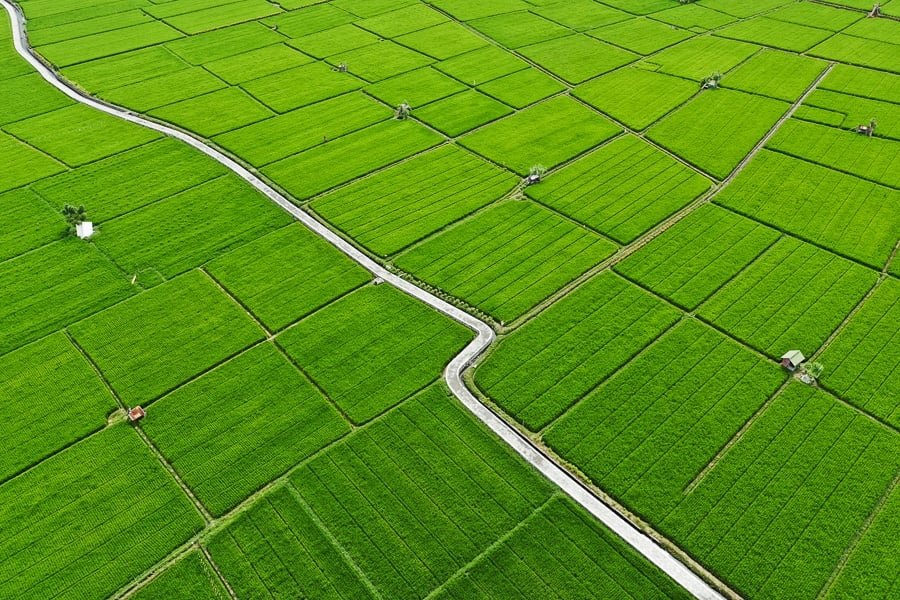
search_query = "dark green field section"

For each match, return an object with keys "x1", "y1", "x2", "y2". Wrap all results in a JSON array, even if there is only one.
[{"x1": 3, "y1": 1, "x2": 900, "y2": 599}]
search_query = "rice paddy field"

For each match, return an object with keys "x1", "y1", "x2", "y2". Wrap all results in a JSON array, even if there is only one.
[{"x1": 1, "y1": 0, "x2": 899, "y2": 599}]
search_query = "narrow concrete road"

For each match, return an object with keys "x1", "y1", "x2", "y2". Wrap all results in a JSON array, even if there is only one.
[{"x1": 0, "y1": 2, "x2": 725, "y2": 598}]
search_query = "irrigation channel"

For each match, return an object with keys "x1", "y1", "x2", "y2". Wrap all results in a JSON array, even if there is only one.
[{"x1": 0, "y1": 1, "x2": 726, "y2": 598}]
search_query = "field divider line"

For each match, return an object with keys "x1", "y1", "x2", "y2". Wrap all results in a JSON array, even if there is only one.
[
  {"x1": 198, "y1": 543, "x2": 239, "y2": 600},
  {"x1": 1, "y1": 2, "x2": 728, "y2": 599}
]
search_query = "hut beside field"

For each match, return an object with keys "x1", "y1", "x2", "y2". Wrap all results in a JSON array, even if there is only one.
[{"x1": 781, "y1": 350, "x2": 805, "y2": 372}]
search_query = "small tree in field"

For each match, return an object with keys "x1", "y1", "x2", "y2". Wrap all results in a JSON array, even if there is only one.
[
  {"x1": 395, "y1": 102, "x2": 411, "y2": 120},
  {"x1": 805, "y1": 362, "x2": 824, "y2": 380},
  {"x1": 61, "y1": 204, "x2": 87, "y2": 233}
]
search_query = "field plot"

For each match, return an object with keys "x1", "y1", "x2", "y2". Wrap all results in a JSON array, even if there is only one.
[
  {"x1": 165, "y1": 22, "x2": 283, "y2": 64},
  {"x1": 723, "y1": 50, "x2": 826, "y2": 102},
  {"x1": 277, "y1": 285, "x2": 471, "y2": 423},
  {"x1": 530, "y1": 0, "x2": 630, "y2": 31},
  {"x1": 396, "y1": 201, "x2": 617, "y2": 323},
  {"x1": 651, "y1": 3, "x2": 737, "y2": 31},
  {"x1": 204, "y1": 43, "x2": 311, "y2": 84},
  {"x1": 355, "y1": 3, "x2": 445, "y2": 37},
  {"x1": 262, "y1": 120, "x2": 442, "y2": 200},
  {"x1": 396, "y1": 22, "x2": 488, "y2": 60},
  {"x1": 131, "y1": 551, "x2": 226, "y2": 600},
  {"x1": 0, "y1": 240, "x2": 135, "y2": 356},
  {"x1": 326, "y1": 40, "x2": 433, "y2": 82},
  {"x1": 60, "y1": 46, "x2": 192, "y2": 93},
  {"x1": 717, "y1": 150, "x2": 900, "y2": 269},
  {"x1": 207, "y1": 224, "x2": 370, "y2": 331},
  {"x1": 4, "y1": 104, "x2": 159, "y2": 167},
  {"x1": 435, "y1": 496, "x2": 691, "y2": 599},
  {"x1": 144, "y1": 343, "x2": 349, "y2": 515},
  {"x1": 616, "y1": 205, "x2": 780, "y2": 310},
  {"x1": 468, "y1": 11, "x2": 570, "y2": 49},
  {"x1": 527, "y1": 135, "x2": 711, "y2": 243},
  {"x1": 715, "y1": 17, "x2": 832, "y2": 53},
  {"x1": 698, "y1": 0, "x2": 794, "y2": 17},
  {"x1": 459, "y1": 96, "x2": 620, "y2": 175},
  {"x1": 434, "y1": 44, "x2": 528, "y2": 86},
  {"x1": 241, "y1": 62, "x2": 364, "y2": 113},
  {"x1": 766, "y1": 1, "x2": 863, "y2": 31},
  {"x1": 545, "y1": 318, "x2": 784, "y2": 526},
  {"x1": 796, "y1": 89, "x2": 900, "y2": 141},
  {"x1": 518, "y1": 34, "x2": 638, "y2": 84},
  {"x1": 825, "y1": 482, "x2": 900, "y2": 600},
  {"x1": 767, "y1": 119, "x2": 900, "y2": 189},
  {"x1": 69, "y1": 270, "x2": 264, "y2": 406},
  {"x1": 0, "y1": 188, "x2": 64, "y2": 260},
  {"x1": 0, "y1": 333, "x2": 116, "y2": 483},
  {"x1": 101, "y1": 67, "x2": 227, "y2": 113},
  {"x1": 32, "y1": 138, "x2": 226, "y2": 222},
  {"x1": 818, "y1": 278, "x2": 900, "y2": 427},
  {"x1": 0, "y1": 425, "x2": 203, "y2": 600},
  {"x1": 809, "y1": 34, "x2": 899, "y2": 73},
  {"x1": 95, "y1": 174, "x2": 291, "y2": 279},
  {"x1": 574, "y1": 67, "x2": 697, "y2": 130},
  {"x1": 36, "y1": 21, "x2": 182, "y2": 66},
  {"x1": 0, "y1": 130, "x2": 65, "y2": 192},
  {"x1": 160, "y1": 0, "x2": 280, "y2": 35},
  {"x1": 699, "y1": 237, "x2": 877, "y2": 358},
  {"x1": 478, "y1": 67, "x2": 566, "y2": 109},
  {"x1": 0, "y1": 73, "x2": 69, "y2": 125},
  {"x1": 647, "y1": 88, "x2": 788, "y2": 179},
  {"x1": 475, "y1": 272, "x2": 680, "y2": 430},
  {"x1": 289, "y1": 386, "x2": 554, "y2": 599},
  {"x1": 589, "y1": 17, "x2": 694, "y2": 55},
  {"x1": 415, "y1": 90, "x2": 514, "y2": 136},
  {"x1": 288, "y1": 23, "x2": 381, "y2": 58},
  {"x1": 312, "y1": 145, "x2": 517, "y2": 256},
  {"x1": 207, "y1": 485, "x2": 377, "y2": 599},
  {"x1": 662, "y1": 384, "x2": 900, "y2": 600},
  {"x1": 642, "y1": 36, "x2": 759, "y2": 81},
  {"x1": 150, "y1": 87, "x2": 273, "y2": 137},
  {"x1": 366, "y1": 67, "x2": 466, "y2": 108},
  {"x1": 819, "y1": 64, "x2": 900, "y2": 104}
]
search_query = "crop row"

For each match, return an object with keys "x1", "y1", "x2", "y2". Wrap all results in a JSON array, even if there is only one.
[
  {"x1": 131, "y1": 551, "x2": 225, "y2": 600},
  {"x1": 527, "y1": 134, "x2": 711, "y2": 244},
  {"x1": 312, "y1": 145, "x2": 517, "y2": 256},
  {"x1": 475, "y1": 272, "x2": 680, "y2": 431},
  {"x1": 395, "y1": 200, "x2": 617, "y2": 324},
  {"x1": 796, "y1": 89, "x2": 900, "y2": 141}
]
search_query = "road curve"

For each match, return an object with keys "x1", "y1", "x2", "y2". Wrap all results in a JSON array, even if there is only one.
[{"x1": 0, "y1": 2, "x2": 725, "y2": 598}]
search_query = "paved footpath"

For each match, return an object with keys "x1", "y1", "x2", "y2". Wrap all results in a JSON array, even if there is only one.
[{"x1": 0, "y1": 2, "x2": 726, "y2": 598}]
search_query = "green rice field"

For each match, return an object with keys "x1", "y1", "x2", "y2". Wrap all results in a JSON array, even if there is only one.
[{"x1": 2, "y1": 1, "x2": 899, "y2": 599}]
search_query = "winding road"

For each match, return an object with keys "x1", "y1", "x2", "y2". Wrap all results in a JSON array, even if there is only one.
[{"x1": 0, "y1": 2, "x2": 726, "y2": 598}]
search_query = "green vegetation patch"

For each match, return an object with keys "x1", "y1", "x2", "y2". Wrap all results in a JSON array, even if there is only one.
[
  {"x1": 798, "y1": 89, "x2": 900, "y2": 141},
  {"x1": 207, "y1": 223, "x2": 371, "y2": 330},
  {"x1": 808, "y1": 34, "x2": 899, "y2": 74},
  {"x1": 242, "y1": 61, "x2": 365, "y2": 113},
  {"x1": 356, "y1": 3, "x2": 446, "y2": 37},
  {"x1": 207, "y1": 485, "x2": 377, "y2": 599},
  {"x1": 166, "y1": 21, "x2": 283, "y2": 64},
  {"x1": 699, "y1": 237, "x2": 878, "y2": 358},
  {"x1": 590, "y1": 17, "x2": 694, "y2": 55},
  {"x1": 160, "y1": 0, "x2": 280, "y2": 35},
  {"x1": 27, "y1": 10, "x2": 153, "y2": 46},
  {"x1": 460, "y1": 96, "x2": 621, "y2": 175},
  {"x1": 518, "y1": 34, "x2": 638, "y2": 84},
  {"x1": 69, "y1": 270, "x2": 264, "y2": 406},
  {"x1": 287, "y1": 23, "x2": 380, "y2": 59},
  {"x1": 395, "y1": 201, "x2": 617, "y2": 323},
  {"x1": 644, "y1": 36, "x2": 759, "y2": 81},
  {"x1": 0, "y1": 240, "x2": 135, "y2": 355},
  {"x1": 767, "y1": 119, "x2": 900, "y2": 189},
  {"x1": 435, "y1": 496, "x2": 691, "y2": 599},
  {"x1": 132, "y1": 551, "x2": 227, "y2": 600},
  {"x1": 435, "y1": 44, "x2": 528, "y2": 86},
  {"x1": 820, "y1": 64, "x2": 900, "y2": 105},
  {"x1": 662, "y1": 384, "x2": 900, "y2": 600},
  {"x1": 4, "y1": 104, "x2": 159, "y2": 167},
  {"x1": 312, "y1": 145, "x2": 516, "y2": 256},
  {"x1": 215, "y1": 92, "x2": 387, "y2": 166},
  {"x1": 428, "y1": 0, "x2": 529, "y2": 21},
  {"x1": 144, "y1": 343, "x2": 350, "y2": 515},
  {"x1": 289, "y1": 385, "x2": 554, "y2": 598},
  {"x1": 647, "y1": 88, "x2": 789, "y2": 179},
  {"x1": 478, "y1": 67, "x2": 566, "y2": 109},
  {"x1": 415, "y1": 90, "x2": 514, "y2": 136},
  {"x1": 396, "y1": 21, "x2": 488, "y2": 60},
  {"x1": 0, "y1": 73, "x2": 69, "y2": 125},
  {"x1": 0, "y1": 130, "x2": 65, "y2": 192},
  {"x1": 264, "y1": 3, "x2": 355, "y2": 38},
  {"x1": 33, "y1": 138, "x2": 227, "y2": 222},
  {"x1": 262, "y1": 120, "x2": 442, "y2": 200},
  {"x1": 717, "y1": 150, "x2": 899, "y2": 269},
  {"x1": 469, "y1": 11, "x2": 570, "y2": 49},
  {"x1": 818, "y1": 278, "x2": 900, "y2": 427},
  {"x1": 0, "y1": 333, "x2": 116, "y2": 483},
  {"x1": 327, "y1": 40, "x2": 433, "y2": 82},
  {"x1": 0, "y1": 188, "x2": 64, "y2": 260},
  {"x1": 616, "y1": 204, "x2": 780, "y2": 309},
  {"x1": 697, "y1": 0, "x2": 794, "y2": 18},
  {"x1": 527, "y1": 135, "x2": 711, "y2": 243},
  {"x1": 95, "y1": 174, "x2": 290, "y2": 279},
  {"x1": 150, "y1": 87, "x2": 274, "y2": 137},
  {"x1": 476, "y1": 272, "x2": 680, "y2": 430},
  {"x1": 723, "y1": 49, "x2": 827, "y2": 102},
  {"x1": 366, "y1": 67, "x2": 467, "y2": 107},
  {"x1": 767, "y1": 1, "x2": 863, "y2": 31},
  {"x1": 101, "y1": 67, "x2": 227, "y2": 112},
  {"x1": 37, "y1": 21, "x2": 182, "y2": 67},
  {"x1": 545, "y1": 318, "x2": 784, "y2": 521},
  {"x1": 203, "y1": 43, "x2": 313, "y2": 84},
  {"x1": 574, "y1": 67, "x2": 698, "y2": 130},
  {"x1": 531, "y1": 0, "x2": 630, "y2": 31},
  {"x1": 277, "y1": 285, "x2": 471, "y2": 423},
  {"x1": 62, "y1": 46, "x2": 190, "y2": 93},
  {"x1": 0, "y1": 425, "x2": 203, "y2": 600},
  {"x1": 652, "y1": 4, "x2": 737, "y2": 31},
  {"x1": 715, "y1": 16, "x2": 833, "y2": 53}
]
